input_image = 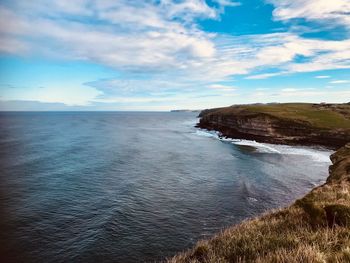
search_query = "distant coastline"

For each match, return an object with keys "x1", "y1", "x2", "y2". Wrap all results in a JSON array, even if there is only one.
[{"x1": 170, "y1": 109, "x2": 201, "y2": 113}]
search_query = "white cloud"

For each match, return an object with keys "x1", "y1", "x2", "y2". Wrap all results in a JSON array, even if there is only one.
[
  {"x1": 0, "y1": 1, "x2": 217, "y2": 70},
  {"x1": 0, "y1": 35, "x2": 29, "y2": 54},
  {"x1": 1, "y1": 0, "x2": 350, "y2": 107},
  {"x1": 269, "y1": 0, "x2": 350, "y2": 28},
  {"x1": 315, "y1": 75, "x2": 330, "y2": 79},
  {"x1": 234, "y1": 33, "x2": 350, "y2": 79},
  {"x1": 1, "y1": 2, "x2": 350, "y2": 81},
  {"x1": 281, "y1": 88, "x2": 298, "y2": 92},
  {"x1": 246, "y1": 73, "x2": 284, "y2": 79},
  {"x1": 276, "y1": 89, "x2": 350, "y2": 102},
  {"x1": 255, "y1": 88, "x2": 269, "y2": 91},
  {"x1": 247, "y1": 88, "x2": 350, "y2": 104},
  {"x1": 329, "y1": 80, "x2": 350, "y2": 84},
  {"x1": 2, "y1": 83, "x2": 101, "y2": 106},
  {"x1": 161, "y1": 0, "x2": 217, "y2": 20},
  {"x1": 213, "y1": 0, "x2": 241, "y2": 7},
  {"x1": 208, "y1": 84, "x2": 237, "y2": 91}
]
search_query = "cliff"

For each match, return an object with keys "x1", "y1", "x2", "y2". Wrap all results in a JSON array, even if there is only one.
[
  {"x1": 197, "y1": 103, "x2": 350, "y2": 149},
  {"x1": 168, "y1": 143, "x2": 350, "y2": 262}
]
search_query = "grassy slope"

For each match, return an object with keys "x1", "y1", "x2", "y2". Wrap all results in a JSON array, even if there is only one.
[
  {"x1": 168, "y1": 144, "x2": 350, "y2": 263},
  {"x1": 206, "y1": 103, "x2": 350, "y2": 129}
]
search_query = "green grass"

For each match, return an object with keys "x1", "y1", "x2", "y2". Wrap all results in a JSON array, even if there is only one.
[{"x1": 209, "y1": 103, "x2": 350, "y2": 129}]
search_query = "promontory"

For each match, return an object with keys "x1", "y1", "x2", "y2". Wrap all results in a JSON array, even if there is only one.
[{"x1": 197, "y1": 102, "x2": 350, "y2": 149}]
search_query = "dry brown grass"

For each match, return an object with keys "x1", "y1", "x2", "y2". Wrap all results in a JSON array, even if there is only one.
[{"x1": 167, "y1": 145, "x2": 350, "y2": 263}]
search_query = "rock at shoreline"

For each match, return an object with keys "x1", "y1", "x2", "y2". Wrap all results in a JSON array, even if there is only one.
[{"x1": 197, "y1": 103, "x2": 350, "y2": 149}]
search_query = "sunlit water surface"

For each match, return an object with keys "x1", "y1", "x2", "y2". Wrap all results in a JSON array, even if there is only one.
[{"x1": 0, "y1": 112, "x2": 332, "y2": 262}]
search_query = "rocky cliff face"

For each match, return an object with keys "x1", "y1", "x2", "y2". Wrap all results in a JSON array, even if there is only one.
[
  {"x1": 198, "y1": 109, "x2": 350, "y2": 149},
  {"x1": 328, "y1": 143, "x2": 350, "y2": 183}
]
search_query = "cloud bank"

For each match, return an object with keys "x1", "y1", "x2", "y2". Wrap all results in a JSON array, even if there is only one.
[{"x1": 0, "y1": 0, "x2": 349, "y2": 108}]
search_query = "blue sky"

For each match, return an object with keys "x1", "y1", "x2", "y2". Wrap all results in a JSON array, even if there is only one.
[{"x1": 0, "y1": 0, "x2": 349, "y2": 111}]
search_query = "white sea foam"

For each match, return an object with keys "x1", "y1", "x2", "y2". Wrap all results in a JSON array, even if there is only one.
[
  {"x1": 262, "y1": 144, "x2": 332, "y2": 163},
  {"x1": 195, "y1": 128, "x2": 333, "y2": 163},
  {"x1": 247, "y1": 197, "x2": 258, "y2": 202},
  {"x1": 195, "y1": 129, "x2": 220, "y2": 138},
  {"x1": 232, "y1": 139, "x2": 281, "y2": 153},
  {"x1": 183, "y1": 118, "x2": 200, "y2": 127}
]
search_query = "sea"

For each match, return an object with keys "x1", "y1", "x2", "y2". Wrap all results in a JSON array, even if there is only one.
[{"x1": 0, "y1": 111, "x2": 333, "y2": 263}]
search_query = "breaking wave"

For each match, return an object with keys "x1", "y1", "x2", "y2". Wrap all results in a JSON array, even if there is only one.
[{"x1": 195, "y1": 128, "x2": 333, "y2": 163}]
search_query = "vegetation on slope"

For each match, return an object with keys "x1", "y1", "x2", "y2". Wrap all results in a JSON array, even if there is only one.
[
  {"x1": 201, "y1": 103, "x2": 350, "y2": 129},
  {"x1": 168, "y1": 144, "x2": 350, "y2": 263}
]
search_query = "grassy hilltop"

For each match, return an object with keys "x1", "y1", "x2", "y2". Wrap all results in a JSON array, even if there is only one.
[
  {"x1": 205, "y1": 103, "x2": 350, "y2": 129},
  {"x1": 197, "y1": 103, "x2": 350, "y2": 149},
  {"x1": 168, "y1": 144, "x2": 350, "y2": 263}
]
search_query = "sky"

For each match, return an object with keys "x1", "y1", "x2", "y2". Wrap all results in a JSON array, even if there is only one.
[{"x1": 0, "y1": 0, "x2": 349, "y2": 111}]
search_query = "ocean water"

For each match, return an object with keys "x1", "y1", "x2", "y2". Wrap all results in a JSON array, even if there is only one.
[{"x1": 0, "y1": 112, "x2": 332, "y2": 263}]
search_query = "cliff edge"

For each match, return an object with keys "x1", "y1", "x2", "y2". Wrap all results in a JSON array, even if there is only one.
[
  {"x1": 168, "y1": 143, "x2": 350, "y2": 262},
  {"x1": 197, "y1": 103, "x2": 350, "y2": 149}
]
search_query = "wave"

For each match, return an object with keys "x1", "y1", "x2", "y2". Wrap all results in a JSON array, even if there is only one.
[
  {"x1": 232, "y1": 139, "x2": 281, "y2": 153},
  {"x1": 247, "y1": 197, "x2": 258, "y2": 202},
  {"x1": 195, "y1": 128, "x2": 333, "y2": 163},
  {"x1": 183, "y1": 118, "x2": 200, "y2": 127},
  {"x1": 195, "y1": 129, "x2": 220, "y2": 138}
]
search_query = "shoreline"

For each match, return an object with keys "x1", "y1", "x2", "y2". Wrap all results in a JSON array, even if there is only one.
[
  {"x1": 195, "y1": 126, "x2": 333, "y2": 162},
  {"x1": 196, "y1": 103, "x2": 350, "y2": 150},
  {"x1": 168, "y1": 143, "x2": 350, "y2": 262},
  {"x1": 196, "y1": 122, "x2": 341, "y2": 151}
]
